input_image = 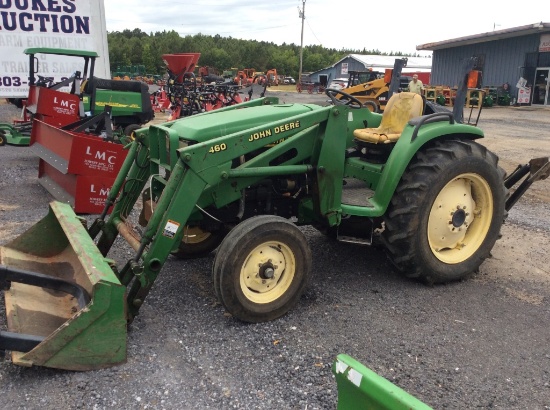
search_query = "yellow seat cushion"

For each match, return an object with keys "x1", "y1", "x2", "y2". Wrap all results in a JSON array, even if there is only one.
[{"x1": 353, "y1": 92, "x2": 424, "y2": 144}]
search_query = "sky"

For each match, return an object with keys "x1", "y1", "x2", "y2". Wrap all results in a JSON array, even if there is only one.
[{"x1": 104, "y1": 0, "x2": 550, "y2": 57}]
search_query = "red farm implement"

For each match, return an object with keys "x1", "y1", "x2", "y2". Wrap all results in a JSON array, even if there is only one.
[
  {"x1": 31, "y1": 118, "x2": 129, "y2": 214},
  {"x1": 157, "y1": 54, "x2": 267, "y2": 120}
]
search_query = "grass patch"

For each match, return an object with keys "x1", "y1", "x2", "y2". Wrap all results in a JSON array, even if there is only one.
[{"x1": 267, "y1": 84, "x2": 298, "y2": 92}]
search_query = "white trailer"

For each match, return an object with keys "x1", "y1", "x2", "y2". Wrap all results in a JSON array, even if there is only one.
[{"x1": 0, "y1": 0, "x2": 110, "y2": 98}]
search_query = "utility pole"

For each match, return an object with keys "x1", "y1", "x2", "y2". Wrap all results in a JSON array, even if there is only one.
[{"x1": 298, "y1": 0, "x2": 305, "y2": 84}]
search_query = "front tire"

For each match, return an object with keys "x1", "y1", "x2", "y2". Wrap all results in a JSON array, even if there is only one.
[
  {"x1": 124, "y1": 124, "x2": 142, "y2": 140},
  {"x1": 363, "y1": 100, "x2": 379, "y2": 113},
  {"x1": 382, "y1": 138, "x2": 506, "y2": 284},
  {"x1": 213, "y1": 215, "x2": 312, "y2": 322}
]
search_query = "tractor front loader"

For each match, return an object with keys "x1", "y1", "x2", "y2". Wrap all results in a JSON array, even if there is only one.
[{"x1": 1, "y1": 87, "x2": 548, "y2": 371}]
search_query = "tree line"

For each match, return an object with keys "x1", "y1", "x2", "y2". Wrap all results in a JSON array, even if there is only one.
[{"x1": 107, "y1": 29, "x2": 420, "y2": 79}]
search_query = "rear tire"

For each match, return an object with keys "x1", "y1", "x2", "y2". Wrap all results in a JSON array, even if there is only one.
[
  {"x1": 381, "y1": 138, "x2": 506, "y2": 284},
  {"x1": 171, "y1": 225, "x2": 227, "y2": 259},
  {"x1": 0, "y1": 131, "x2": 6, "y2": 146},
  {"x1": 213, "y1": 215, "x2": 312, "y2": 322}
]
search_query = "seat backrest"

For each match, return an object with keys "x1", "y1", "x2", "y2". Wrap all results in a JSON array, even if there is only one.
[
  {"x1": 378, "y1": 92, "x2": 424, "y2": 135},
  {"x1": 353, "y1": 92, "x2": 425, "y2": 144}
]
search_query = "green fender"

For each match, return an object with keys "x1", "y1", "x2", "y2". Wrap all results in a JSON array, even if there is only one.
[{"x1": 342, "y1": 116, "x2": 484, "y2": 218}]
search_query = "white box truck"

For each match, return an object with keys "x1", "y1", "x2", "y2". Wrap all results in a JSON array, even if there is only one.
[{"x1": 0, "y1": 0, "x2": 110, "y2": 98}]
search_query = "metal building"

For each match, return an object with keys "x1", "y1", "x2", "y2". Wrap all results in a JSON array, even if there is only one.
[
  {"x1": 306, "y1": 54, "x2": 432, "y2": 86},
  {"x1": 417, "y1": 22, "x2": 550, "y2": 106}
]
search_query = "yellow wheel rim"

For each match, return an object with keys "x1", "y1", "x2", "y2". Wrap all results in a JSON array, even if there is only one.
[
  {"x1": 182, "y1": 226, "x2": 211, "y2": 244},
  {"x1": 240, "y1": 241, "x2": 296, "y2": 304},
  {"x1": 428, "y1": 173, "x2": 493, "y2": 264}
]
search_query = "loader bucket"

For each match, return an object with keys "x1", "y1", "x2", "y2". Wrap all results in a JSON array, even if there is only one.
[
  {"x1": 162, "y1": 53, "x2": 201, "y2": 82},
  {"x1": 0, "y1": 201, "x2": 127, "y2": 370}
]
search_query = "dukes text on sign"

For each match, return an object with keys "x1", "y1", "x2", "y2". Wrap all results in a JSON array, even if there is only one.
[{"x1": 0, "y1": 0, "x2": 110, "y2": 98}]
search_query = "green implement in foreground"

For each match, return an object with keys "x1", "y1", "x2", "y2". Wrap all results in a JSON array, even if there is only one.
[
  {"x1": 1, "y1": 81, "x2": 549, "y2": 372},
  {"x1": 333, "y1": 354, "x2": 433, "y2": 410}
]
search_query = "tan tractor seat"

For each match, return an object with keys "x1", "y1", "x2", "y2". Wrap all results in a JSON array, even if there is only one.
[{"x1": 353, "y1": 92, "x2": 424, "y2": 144}]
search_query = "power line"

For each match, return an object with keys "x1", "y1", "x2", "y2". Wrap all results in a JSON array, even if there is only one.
[{"x1": 306, "y1": 19, "x2": 322, "y2": 45}]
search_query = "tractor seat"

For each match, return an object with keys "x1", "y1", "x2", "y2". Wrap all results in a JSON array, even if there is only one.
[
  {"x1": 353, "y1": 92, "x2": 424, "y2": 144},
  {"x1": 84, "y1": 76, "x2": 146, "y2": 94}
]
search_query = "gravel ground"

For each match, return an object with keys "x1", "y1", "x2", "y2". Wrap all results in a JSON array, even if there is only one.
[{"x1": 0, "y1": 95, "x2": 549, "y2": 409}]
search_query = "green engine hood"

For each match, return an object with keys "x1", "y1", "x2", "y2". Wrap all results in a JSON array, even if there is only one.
[{"x1": 167, "y1": 103, "x2": 324, "y2": 143}]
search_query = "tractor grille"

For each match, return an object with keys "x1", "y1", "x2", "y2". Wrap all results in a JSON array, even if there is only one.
[{"x1": 148, "y1": 124, "x2": 189, "y2": 171}]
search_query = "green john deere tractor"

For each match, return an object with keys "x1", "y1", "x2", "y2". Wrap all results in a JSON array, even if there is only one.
[
  {"x1": 1, "y1": 88, "x2": 548, "y2": 371},
  {"x1": 0, "y1": 48, "x2": 154, "y2": 146}
]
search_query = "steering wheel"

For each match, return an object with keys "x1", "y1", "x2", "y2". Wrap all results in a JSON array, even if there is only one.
[{"x1": 325, "y1": 88, "x2": 363, "y2": 109}]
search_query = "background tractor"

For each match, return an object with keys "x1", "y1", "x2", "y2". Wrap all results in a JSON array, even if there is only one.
[
  {"x1": 0, "y1": 70, "x2": 548, "y2": 371},
  {"x1": 338, "y1": 58, "x2": 412, "y2": 112},
  {"x1": 265, "y1": 69, "x2": 279, "y2": 86}
]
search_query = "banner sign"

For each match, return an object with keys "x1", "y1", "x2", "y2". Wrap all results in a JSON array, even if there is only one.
[
  {"x1": 341, "y1": 63, "x2": 348, "y2": 75},
  {"x1": 0, "y1": 0, "x2": 109, "y2": 98},
  {"x1": 539, "y1": 33, "x2": 550, "y2": 52}
]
